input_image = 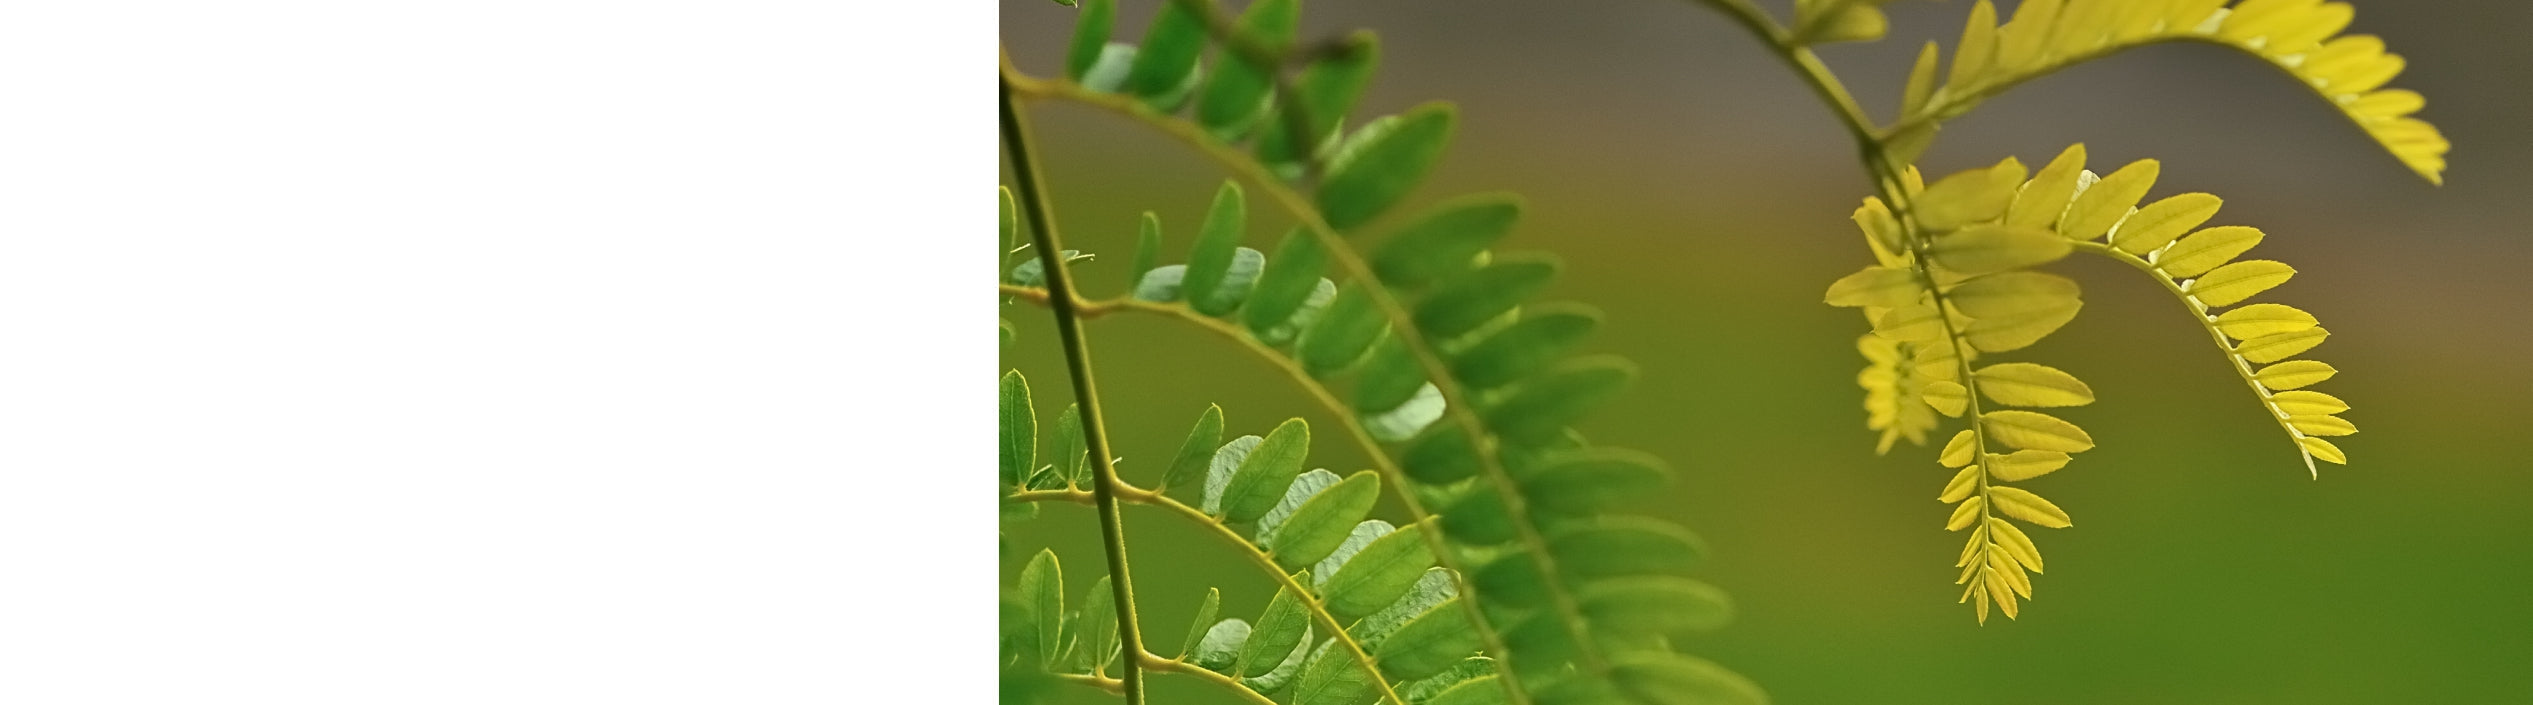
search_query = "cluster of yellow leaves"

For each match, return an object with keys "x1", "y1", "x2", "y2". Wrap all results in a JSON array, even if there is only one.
[
  {"x1": 1894, "y1": 0, "x2": 2448, "y2": 183},
  {"x1": 1831, "y1": 143, "x2": 2358, "y2": 621},
  {"x1": 1830, "y1": 155, "x2": 2102, "y2": 622}
]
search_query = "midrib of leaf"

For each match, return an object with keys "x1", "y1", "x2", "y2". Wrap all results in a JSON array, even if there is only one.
[
  {"x1": 2074, "y1": 241, "x2": 2320, "y2": 477},
  {"x1": 1005, "y1": 61, "x2": 1578, "y2": 694},
  {"x1": 1000, "y1": 52, "x2": 1152, "y2": 704},
  {"x1": 1010, "y1": 484, "x2": 1408, "y2": 705}
]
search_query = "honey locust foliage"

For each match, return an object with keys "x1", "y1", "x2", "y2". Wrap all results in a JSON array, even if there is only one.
[
  {"x1": 1787, "y1": 0, "x2": 2437, "y2": 622},
  {"x1": 1001, "y1": 1, "x2": 1759, "y2": 703}
]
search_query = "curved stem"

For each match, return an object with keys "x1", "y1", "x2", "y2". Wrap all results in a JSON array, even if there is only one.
[
  {"x1": 1012, "y1": 485, "x2": 1411, "y2": 705},
  {"x1": 1682, "y1": 0, "x2": 1902, "y2": 185},
  {"x1": 2073, "y1": 241, "x2": 2319, "y2": 477},
  {"x1": 1001, "y1": 52, "x2": 1149, "y2": 704},
  {"x1": 1004, "y1": 285, "x2": 1421, "y2": 495},
  {"x1": 1005, "y1": 66, "x2": 1550, "y2": 696},
  {"x1": 1054, "y1": 651, "x2": 1284, "y2": 705}
]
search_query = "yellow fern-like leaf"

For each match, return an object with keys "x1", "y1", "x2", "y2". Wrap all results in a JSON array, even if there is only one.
[{"x1": 1898, "y1": 0, "x2": 2450, "y2": 183}]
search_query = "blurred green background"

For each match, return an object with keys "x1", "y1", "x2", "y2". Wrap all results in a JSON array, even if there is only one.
[{"x1": 998, "y1": 2, "x2": 2533, "y2": 703}]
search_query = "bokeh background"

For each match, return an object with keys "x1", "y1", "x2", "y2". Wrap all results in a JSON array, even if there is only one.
[{"x1": 998, "y1": 2, "x2": 2532, "y2": 703}]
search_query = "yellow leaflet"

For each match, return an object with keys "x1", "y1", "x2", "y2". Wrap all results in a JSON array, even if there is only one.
[
  {"x1": 1948, "y1": 495, "x2": 1986, "y2": 530},
  {"x1": 1925, "y1": 381, "x2": 1970, "y2": 417},
  {"x1": 2158, "y1": 225, "x2": 2265, "y2": 278},
  {"x1": 1990, "y1": 549, "x2": 2033, "y2": 598},
  {"x1": 1958, "y1": 525, "x2": 1988, "y2": 567},
  {"x1": 1814, "y1": 5, "x2": 1891, "y2": 44},
  {"x1": 1940, "y1": 429, "x2": 1978, "y2": 467},
  {"x1": 2111, "y1": 192, "x2": 2223, "y2": 255},
  {"x1": 2214, "y1": 303, "x2": 2319, "y2": 340},
  {"x1": 1963, "y1": 298, "x2": 2082, "y2": 353},
  {"x1": 1975, "y1": 362, "x2": 2097, "y2": 407},
  {"x1": 1902, "y1": 42, "x2": 1942, "y2": 118},
  {"x1": 1989, "y1": 486, "x2": 2074, "y2": 528},
  {"x1": 2290, "y1": 414, "x2": 2357, "y2": 437},
  {"x1": 2062, "y1": 159, "x2": 2160, "y2": 241},
  {"x1": 1917, "y1": 158, "x2": 2028, "y2": 231},
  {"x1": 1826, "y1": 266, "x2": 1925, "y2": 308},
  {"x1": 2239, "y1": 326, "x2": 2330, "y2": 364},
  {"x1": 1983, "y1": 566, "x2": 2019, "y2": 619},
  {"x1": 1875, "y1": 301, "x2": 1948, "y2": 343},
  {"x1": 2300, "y1": 436, "x2": 2349, "y2": 465},
  {"x1": 2256, "y1": 360, "x2": 2338, "y2": 390},
  {"x1": 1989, "y1": 450, "x2": 2072, "y2": 482},
  {"x1": 1929, "y1": 225, "x2": 2072, "y2": 275},
  {"x1": 1940, "y1": 465, "x2": 1981, "y2": 503},
  {"x1": 1950, "y1": 1, "x2": 2000, "y2": 89},
  {"x1": 2270, "y1": 389, "x2": 2349, "y2": 416},
  {"x1": 1995, "y1": 0, "x2": 2063, "y2": 73},
  {"x1": 1987, "y1": 517, "x2": 2044, "y2": 572},
  {"x1": 1947, "y1": 271, "x2": 2081, "y2": 317},
  {"x1": 1853, "y1": 198, "x2": 1908, "y2": 266},
  {"x1": 2189, "y1": 259, "x2": 2296, "y2": 307},
  {"x1": 1982, "y1": 410, "x2": 2095, "y2": 453},
  {"x1": 2007, "y1": 144, "x2": 2088, "y2": 229}
]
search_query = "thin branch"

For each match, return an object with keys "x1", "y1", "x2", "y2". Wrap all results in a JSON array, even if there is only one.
[
  {"x1": 1000, "y1": 49, "x2": 1150, "y2": 705},
  {"x1": 2074, "y1": 241, "x2": 2320, "y2": 477}
]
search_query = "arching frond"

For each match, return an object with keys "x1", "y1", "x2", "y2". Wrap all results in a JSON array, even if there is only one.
[{"x1": 1898, "y1": 0, "x2": 2448, "y2": 184}]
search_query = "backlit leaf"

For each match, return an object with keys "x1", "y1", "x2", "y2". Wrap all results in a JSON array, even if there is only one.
[
  {"x1": 2112, "y1": 192, "x2": 2223, "y2": 254},
  {"x1": 1929, "y1": 225, "x2": 2072, "y2": 275},
  {"x1": 2157, "y1": 226, "x2": 2264, "y2": 278},
  {"x1": 1000, "y1": 371, "x2": 1036, "y2": 488},
  {"x1": 2215, "y1": 303, "x2": 2319, "y2": 340},
  {"x1": 1222, "y1": 419, "x2": 1313, "y2": 523},
  {"x1": 2301, "y1": 436, "x2": 2349, "y2": 464},
  {"x1": 1975, "y1": 362, "x2": 2096, "y2": 407},
  {"x1": 2061, "y1": 159, "x2": 2160, "y2": 241},
  {"x1": 1988, "y1": 450, "x2": 2072, "y2": 482},
  {"x1": 1989, "y1": 486, "x2": 2073, "y2": 528},
  {"x1": 1825, "y1": 266, "x2": 1925, "y2": 308},
  {"x1": 1915, "y1": 157, "x2": 2027, "y2": 231},
  {"x1": 1982, "y1": 410, "x2": 2095, "y2": 452},
  {"x1": 2270, "y1": 390, "x2": 2350, "y2": 416},
  {"x1": 1019, "y1": 549, "x2": 1065, "y2": 669},
  {"x1": 2290, "y1": 414, "x2": 2358, "y2": 437},
  {"x1": 2007, "y1": 144, "x2": 2087, "y2": 229},
  {"x1": 2257, "y1": 360, "x2": 2339, "y2": 390},
  {"x1": 2239, "y1": 327, "x2": 2330, "y2": 364},
  {"x1": 1987, "y1": 517, "x2": 2044, "y2": 572},
  {"x1": 2190, "y1": 260, "x2": 2296, "y2": 307}
]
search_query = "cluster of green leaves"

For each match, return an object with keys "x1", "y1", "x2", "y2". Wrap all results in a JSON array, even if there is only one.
[
  {"x1": 1800, "y1": 0, "x2": 2435, "y2": 621},
  {"x1": 1003, "y1": 0, "x2": 1762, "y2": 701},
  {"x1": 1003, "y1": 369, "x2": 1502, "y2": 704}
]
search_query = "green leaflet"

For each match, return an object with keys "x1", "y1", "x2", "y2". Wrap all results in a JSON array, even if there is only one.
[
  {"x1": 1441, "y1": 490, "x2": 1515, "y2": 546},
  {"x1": 1122, "y1": 1, "x2": 1205, "y2": 108},
  {"x1": 1362, "y1": 383, "x2": 1447, "y2": 443},
  {"x1": 1050, "y1": 404, "x2": 1087, "y2": 488},
  {"x1": 1196, "y1": 0, "x2": 1298, "y2": 140},
  {"x1": 1373, "y1": 195, "x2": 1522, "y2": 288},
  {"x1": 1295, "y1": 639, "x2": 1378, "y2": 705},
  {"x1": 1018, "y1": 549, "x2": 1064, "y2": 669},
  {"x1": 1222, "y1": 419, "x2": 1313, "y2": 523},
  {"x1": 1268, "y1": 471, "x2": 1382, "y2": 570},
  {"x1": 1579, "y1": 576, "x2": 1735, "y2": 634},
  {"x1": 1182, "y1": 182, "x2": 1248, "y2": 313},
  {"x1": 1322, "y1": 522, "x2": 1437, "y2": 619},
  {"x1": 1299, "y1": 283, "x2": 1388, "y2": 375},
  {"x1": 999, "y1": 371, "x2": 1034, "y2": 488},
  {"x1": 1521, "y1": 448, "x2": 1674, "y2": 516},
  {"x1": 1129, "y1": 212, "x2": 1162, "y2": 291},
  {"x1": 1157, "y1": 404, "x2": 1226, "y2": 493},
  {"x1": 1079, "y1": 575, "x2": 1119, "y2": 674},
  {"x1": 1372, "y1": 598, "x2": 1482, "y2": 681},
  {"x1": 1191, "y1": 618, "x2": 1253, "y2": 672},
  {"x1": 1201, "y1": 435, "x2": 1264, "y2": 515},
  {"x1": 1319, "y1": 104, "x2": 1458, "y2": 230},
  {"x1": 1240, "y1": 579, "x2": 1314, "y2": 677},
  {"x1": 1552, "y1": 517, "x2": 1708, "y2": 578},
  {"x1": 1193, "y1": 248, "x2": 1266, "y2": 317},
  {"x1": 1354, "y1": 568, "x2": 1457, "y2": 651},
  {"x1": 1260, "y1": 279, "x2": 1340, "y2": 347},
  {"x1": 1426, "y1": 675, "x2": 1511, "y2": 705},
  {"x1": 1483, "y1": 357, "x2": 1636, "y2": 444},
  {"x1": 1416, "y1": 255, "x2": 1560, "y2": 340},
  {"x1": 1258, "y1": 469, "x2": 1343, "y2": 546},
  {"x1": 1243, "y1": 623, "x2": 1316, "y2": 693},
  {"x1": 1179, "y1": 587, "x2": 1222, "y2": 660},
  {"x1": 1259, "y1": 36, "x2": 1381, "y2": 172},
  {"x1": 1063, "y1": 0, "x2": 1114, "y2": 82},
  {"x1": 1354, "y1": 337, "x2": 1427, "y2": 413},
  {"x1": 1246, "y1": 228, "x2": 1331, "y2": 332},
  {"x1": 1609, "y1": 653, "x2": 1769, "y2": 705},
  {"x1": 1132, "y1": 264, "x2": 1187, "y2": 303},
  {"x1": 1079, "y1": 43, "x2": 1140, "y2": 94},
  {"x1": 1314, "y1": 520, "x2": 1395, "y2": 591},
  {"x1": 1452, "y1": 305, "x2": 1602, "y2": 389}
]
